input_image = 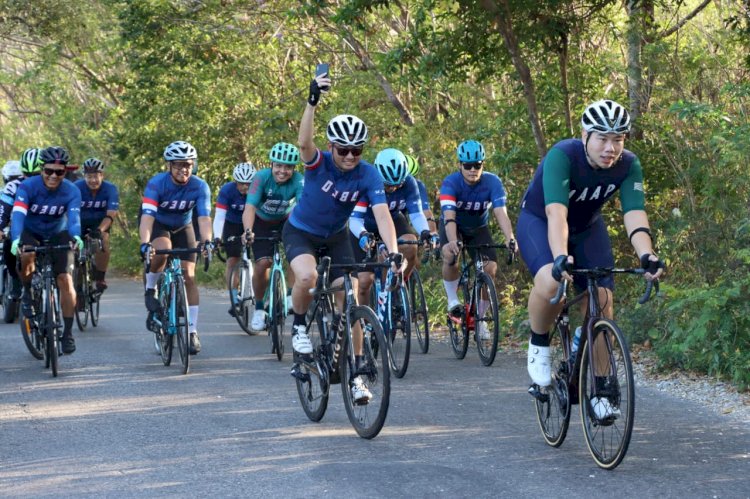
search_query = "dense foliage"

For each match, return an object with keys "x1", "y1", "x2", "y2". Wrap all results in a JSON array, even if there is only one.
[{"x1": 1, "y1": 0, "x2": 748, "y2": 388}]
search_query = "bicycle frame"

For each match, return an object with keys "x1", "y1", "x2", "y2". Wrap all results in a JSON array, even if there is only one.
[{"x1": 258, "y1": 234, "x2": 287, "y2": 322}]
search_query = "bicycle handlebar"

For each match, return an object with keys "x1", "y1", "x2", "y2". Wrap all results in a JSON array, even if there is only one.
[
  {"x1": 549, "y1": 267, "x2": 659, "y2": 306},
  {"x1": 448, "y1": 241, "x2": 513, "y2": 267},
  {"x1": 22, "y1": 243, "x2": 73, "y2": 254}
]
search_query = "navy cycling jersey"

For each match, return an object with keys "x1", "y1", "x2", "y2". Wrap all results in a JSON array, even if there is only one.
[
  {"x1": 416, "y1": 178, "x2": 430, "y2": 211},
  {"x1": 11, "y1": 175, "x2": 81, "y2": 239},
  {"x1": 141, "y1": 172, "x2": 211, "y2": 229},
  {"x1": 215, "y1": 182, "x2": 246, "y2": 224},
  {"x1": 351, "y1": 175, "x2": 428, "y2": 234},
  {"x1": 520, "y1": 138, "x2": 644, "y2": 232},
  {"x1": 439, "y1": 171, "x2": 508, "y2": 230},
  {"x1": 75, "y1": 179, "x2": 120, "y2": 226},
  {"x1": 288, "y1": 149, "x2": 386, "y2": 238},
  {"x1": 0, "y1": 178, "x2": 22, "y2": 231}
]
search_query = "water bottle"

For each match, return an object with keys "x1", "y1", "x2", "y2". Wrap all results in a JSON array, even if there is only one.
[{"x1": 570, "y1": 326, "x2": 582, "y2": 363}]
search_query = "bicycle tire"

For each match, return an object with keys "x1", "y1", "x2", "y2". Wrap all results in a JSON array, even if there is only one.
[
  {"x1": 474, "y1": 273, "x2": 500, "y2": 366},
  {"x1": 448, "y1": 281, "x2": 471, "y2": 359},
  {"x1": 409, "y1": 270, "x2": 429, "y2": 354},
  {"x1": 174, "y1": 278, "x2": 190, "y2": 375},
  {"x1": 228, "y1": 262, "x2": 253, "y2": 335},
  {"x1": 270, "y1": 269, "x2": 285, "y2": 361},
  {"x1": 534, "y1": 322, "x2": 571, "y2": 447},
  {"x1": 46, "y1": 282, "x2": 60, "y2": 377},
  {"x1": 340, "y1": 305, "x2": 390, "y2": 439},
  {"x1": 73, "y1": 262, "x2": 89, "y2": 331},
  {"x1": 3, "y1": 269, "x2": 18, "y2": 323},
  {"x1": 90, "y1": 286, "x2": 100, "y2": 327},
  {"x1": 20, "y1": 312, "x2": 44, "y2": 360},
  {"x1": 295, "y1": 298, "x2": 330, "y2": 422},
  {"x1": 156, "y1": 277, "x2": 173, "y2": 366},
  {"x1": 579, "y1": 319, "x2": 635, "y2": 470},
  {"x1": 387, "y1": 285, "x2": 411, "y2": 378}
]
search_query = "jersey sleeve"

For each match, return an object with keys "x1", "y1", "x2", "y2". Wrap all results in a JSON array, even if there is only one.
[
  {"x1": 364, "y1": 167, "x2": 386, "y2": 206},
  {"x1": 403, "y1": 177, "x2": 423, "y2": 215},
  {"x1": 195, "y1": 180, "x2": 211, "y2": 217},
  {"x1": 439, "y1": 176, "x2": 457, "y2": 212},
  {"x1": 215, "y1": 183, "x2": 230, "y2": 211},
  {"x1": 141, "y1": 178, "x2": 160, "y2": 217},
  {"x1": 619, "y1": 156, "x2": 646, "y2": 213},
  {"x1": 541, "y1": 147, "x2": 573, "y2": 207},
  {"x1": 10, "y1": 183, "x2": 30, "y2": 240},
  {"x1": 304, "y1": 149, "x2": 323, "y2": 171},
  {"x1": 67, "y1": 187, "x2": 82, "y2": 237},
  {"x1": 245, "y1": 172, "x2": 265, "y2": 207},
  {"x1": 488, "y1": 174, "x2": 508, "y2": 208},
  {"x1": 107, "y1": 183, "x2": 120, "y2": 211},
  {"x1": 417, "y1": 180, "x2": 430, "y2": 211}
]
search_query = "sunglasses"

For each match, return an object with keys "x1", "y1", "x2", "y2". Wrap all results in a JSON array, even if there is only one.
[
  {"x1": 334, "y1": 146, "x2": 363, "y2": 157},
  {"x1": 43, "y1": 167, "x2": 66, "y2": 177},
  {"x1": 461, "y1": 162, "x2": 483, "y2": 170}
]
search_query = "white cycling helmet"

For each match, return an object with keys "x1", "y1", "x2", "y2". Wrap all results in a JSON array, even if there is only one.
[
  {"x1": 2, "y1": 160, "x2": 22, "y2": 182},
  {"x1": 326, "y1": 114, "x2": 368, "y2": 147},
  {"x1": 581, "y1": 100, "x2": 631, "y2": 134},
  {"x1": 232, "y1": 162, "x2": 256, "y2": 183},
  {"x1": 163, "y1": 141, "x2": 198, "y2": 161}
]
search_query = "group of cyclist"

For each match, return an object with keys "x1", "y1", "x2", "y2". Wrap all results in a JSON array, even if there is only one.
[{"x1": 4, "y1": 72, "x2": 665, "y2": 416}]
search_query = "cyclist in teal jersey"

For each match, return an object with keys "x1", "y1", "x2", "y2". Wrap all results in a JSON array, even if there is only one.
[
  {"x1": 517, "y1": 100, "x2": 664, "y2": 404},
  {"x1": 242, "y1": 142, "x2": 304, "y2": 331}
]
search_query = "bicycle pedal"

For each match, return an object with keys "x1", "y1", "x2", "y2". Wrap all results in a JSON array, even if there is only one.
[
  {"x1": 289, "y1": 363, "x2": 309, "y2": 382},
  {"x1": 527, "y1": 384, "x2": 549, "y2": 403}
]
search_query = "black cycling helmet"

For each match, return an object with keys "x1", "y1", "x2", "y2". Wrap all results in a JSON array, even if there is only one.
[
  {"x1": 83, "y1": 157, "x2": 104, "y2": 173},
  {"x1": 40, "y1": 146, "x2": 70, "y2": 165}
]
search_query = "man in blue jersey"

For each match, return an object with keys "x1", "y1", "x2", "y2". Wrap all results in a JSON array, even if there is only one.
[
  {"x1": 75, "y1": 157, "x2": 120, "y2": 292},
  {"x1": 350, "y1": 148, "x2": 437, "y2": 307},
  {"x1": 283, "y1": 72, "x2": 404, "y2": 403},
  {"x1": 213, "y1": 162, "x2": 255, "y2": 318},
  {"x1": 11, "y1": 146, "x2": 83, "y2": 354},
  {"x1": 139, "y1": 140, "x2": 213, "y2": 355},
  {"x1": 242, "y1": 143, "x2": 304, "y2": 332},
  {"x1": 440, "y1": 139, "x2": 517, "y2": 339},
  {"x1": 518, "y1": 100, "x2": 664, "y2": 419}
]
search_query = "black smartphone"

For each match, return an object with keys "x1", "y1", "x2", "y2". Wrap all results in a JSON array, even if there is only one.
[{"x1": 316, "y1": 63, "x2": 330, "y2": 90}]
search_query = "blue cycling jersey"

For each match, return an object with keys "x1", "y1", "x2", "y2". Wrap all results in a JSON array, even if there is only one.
[
  {"x1": 439, "y1": 171, "x2": 507, "y2": 230},
  {"x1": 141, "y1": 172, "x2": 211, "y2": 228},
  {"x1": 416, "y1": 178, "x2": 430, "y2": 211},
  {"x1": 520, "y1": 138, "x2": 644, "y2": 232},
  {"x1": 0, "y1": 178, "x2": 22, "y2": 231},
  {"x1": 75, "y1": 179, "x2": 120, "y2": 226},
  {"x1": 11, "y1": 176, "x2": 81, "y2": 239},
  {"x1": 351, "y1": 175, "x2": 428, "y2": 234},
  {"x1": 288, "y1": 149, "x2": 386, "y2": 238},
  {"x1": 215, "y1": 182, "x2": 246, "y2": 224}
]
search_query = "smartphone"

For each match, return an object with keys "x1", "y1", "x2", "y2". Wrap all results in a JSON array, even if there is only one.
[{"x1": 316, "y1": 63, "x2": 330, "y2": 91}]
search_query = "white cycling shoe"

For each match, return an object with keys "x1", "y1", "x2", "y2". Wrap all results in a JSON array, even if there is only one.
[
  {"x1": 527, "y1": 340, "x2": 551, "y2": 387},
  {"x1": 292, "y1": 325, "x2": 313, "y2": 354},
  {"x1": 251, "y1": 309, "x2": 267, "y2": 331}
]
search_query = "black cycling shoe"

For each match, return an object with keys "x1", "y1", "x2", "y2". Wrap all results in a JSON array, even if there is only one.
[
  {"x1": 21, "y1": 289, "x2": 34, "y2": 317},
  {"x1": 62, "y1": 333, "x2": 76, "y2": 354},
  {"x1": 227, "y1": 307, "x2": 237, "y2": 317},
  {"x1": 10, "y1": 278, "x2": 22, "y2": 300},
  {"x1": 189, "y1": 332, "x2": 201, "y2": 355},
  {"x1": 145, "y1": 289, "x2": 160, "y2": 312}
]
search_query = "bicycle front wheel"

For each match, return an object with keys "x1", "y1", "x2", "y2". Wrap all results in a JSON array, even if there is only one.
[
  {"x1": 474, "y1": 273, "x2": 500, "y2": 366},
  {"x1": 269, "y1": 269, "x2": 285, "y2": 361},
  {"x1": 294, "y1": 302, "x2": 330, "y2": 422},
  {"x1": 579, "y1": 319, "x2": 635, "y2": 470},
  {"x1": 340, "y1": 305, "x2": 390, "y2": 439},
  {"x1": 228, "y1": 262, "x2": 253, "y2": 335},
  {"x1": 89, "y1": 285, "x2": 100, "y2": 327},
  {"x1": 46, "y1": 283, "x2": 60, "y2": 377},
  {"x1": 73, "y1": 263, "x2": 90, "y2": 331},
  {"x1": 409, "y1": 270, "x2": 429, "y2": 354},
  {"x1": 20, "y1": 284, "x2": 43, "y2": 359},
  {"x1": 3, "y1": 269, "x2": 18, "y2": 323},
  {"x1": 534, "y1": 321, "x2": 571, "y2": 447},
  {"x1": 173, "y1": 279, "x2": 191, "y2": 374},
  {"x1": 387, "y1": 285, "x2": 411, "y2": 378},
  {"x1": 448, "y1": 282, "x2": 470, "y2": 359}
]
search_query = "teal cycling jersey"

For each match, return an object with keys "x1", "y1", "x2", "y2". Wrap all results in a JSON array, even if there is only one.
[{"x1": 245, "y1": 168, "x2": 304, "y2": 222}]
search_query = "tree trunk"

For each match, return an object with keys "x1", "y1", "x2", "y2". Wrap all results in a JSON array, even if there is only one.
[
  {"x1": 625, "y1": 0, "x2": 646, "y2": 136},
  {"x1": 558, "y1": 31, "x2": 573, "y2": 136}
]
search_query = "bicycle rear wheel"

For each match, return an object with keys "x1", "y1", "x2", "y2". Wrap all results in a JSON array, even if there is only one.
[
  {"x1": 3, "y1": 269, "x2": 18, "y2": 323},
  {"x1": 474, "y1": 273, "x2": 500, "y2": 366},
  {"x1": 294, "y1": 302, "x2": 330, "y2": 422},
  {"x1": 228, "y1": 262, "x2": 253, "y2": 334},
  {"x1": 387, "y1": 285, "x2": 411, "y2": 378},
  {"x1": 46, "y1": 283, "x2": 60, "y2": 377},
  {"x1": 579, "y1": 319, "x2": 635, "y2": 470},
  {"x1": 341, "y1": 305, "x2": 390, "y2": 439},
  {"x1": 269, "y1": 269, "x2": 285, "y2": 361},
  {"x1": 73, "y1": 262, "x2": 90, "y2": 331},
  {"x1": 534, "y1": 321, "x2": 571, "y2": 447},
  {"x1": 89, "y1": 286, "x2": 100, "y2": 327},
  {"x1": 409, "y1": 270, "x2": 429, "y2": 354},
  {"x1": 173, "y1": 279, "x2": 191, "y2": 374}
]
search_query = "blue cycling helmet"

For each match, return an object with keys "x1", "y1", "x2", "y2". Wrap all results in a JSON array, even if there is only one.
[
  {"x1": 374, "y1": 148, "x2": 409, "y2": 186},
  {"x1": 456, "y1": 140, "x2": 485, "y2": 163}
]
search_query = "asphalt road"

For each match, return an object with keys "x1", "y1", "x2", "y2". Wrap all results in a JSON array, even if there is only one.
[{"x1": 1, "y1": 278, "x2": 749, "y2": 498}]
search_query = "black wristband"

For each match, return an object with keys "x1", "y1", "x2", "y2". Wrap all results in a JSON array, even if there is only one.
[
  {"x1": 426, "y1": 217, "x2": 436, "y2": 223},
  {"x1": 308, "y1": 79, "x2": 321, "y2": 106},
  {"x1": 443, "y1": 219, "x2": 456, "y2": 226},
  {"x1": 629, "y1": 227, "x2": 652, "y2": 244}
]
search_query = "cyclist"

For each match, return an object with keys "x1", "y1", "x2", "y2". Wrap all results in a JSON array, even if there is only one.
[
  {"x1": 349, "y1": 148, "x2": 436, "y2": 307},
  {"x1": 139, "y1": 140, "x2": 213, "y2": 355},
  {"x1": 405, "y1": 155, "x2": 438, "y2": 234},
  {"x1": 0, "y1": 158, "x2": 27, "y2": 300},
  {"x1": 242, "y1": 142, "x2": 304, "y2": 332},
  {"x1": 213, "y1": 162, "x2": 255, "y2": 317},
  {"x1": 517, "y1": 99, "x2": 664, "y2": 417},
  {"x1": 440, "y1": 139, "x2": 517, "y2": 339},
  {"x1": 75, "y1": 157, "x2": 120, "y2": 292},
  {"x1": 11, "y1": 146, "x2": 83, "y2": 354},
  {"x1": 284, "y1": 73, "x2": 404, "y2": 403}
]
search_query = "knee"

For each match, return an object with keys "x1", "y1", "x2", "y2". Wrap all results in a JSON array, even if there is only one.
[{"x1": 294, "y1": 270, "x2": 316, "y2": 287}]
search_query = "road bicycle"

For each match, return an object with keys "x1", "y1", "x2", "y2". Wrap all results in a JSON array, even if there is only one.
[
  {"x1": 145, "y1": 246, "x2": 209, "y2": 375},
  {"x1": 292, "y1": 255, "x2": 396, "y2": 439},
  {"x1": 20, "y1": 242, "x2": 71, "y2": 377},
  {"x1": 409, "y1": 242, "x2": 440, "y2": 354},
  {"x1": 73, "y1": 233, "x2": 103, "y2": 331},
  {"x1": 528, "y1": 266, "x2": 657, "y2": 470},
  {"x1": 446, "y1": 242, "x2": 513, "y2": 366},
  {"x1": 0, "y1": 246, "x2": 19, "y2": 323},
  {"x1": 253, "y1": 231, "x2": 288, "y2": 361}
]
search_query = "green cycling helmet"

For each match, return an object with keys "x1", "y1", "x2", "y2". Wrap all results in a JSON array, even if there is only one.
[
  {"x1": 20, "y1": 147, "x2": 43, "y2": 175},
  {"x1": 405, "y1": 154, "x2": 419, "y2": 177},
  {"x1": 269, "y1": 142, "x2": 300, "y2": 165}
]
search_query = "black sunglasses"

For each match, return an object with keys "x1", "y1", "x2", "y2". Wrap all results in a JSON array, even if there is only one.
[
  {"x1": 43, "y1": 167, "x2": 66, "y2": 177},
  {"x1": 334, "y1": 146, "x2": 363, "y2": 157},
  {"x1": 461, "y1": 162, "x2": 483, "y2": 170}
]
